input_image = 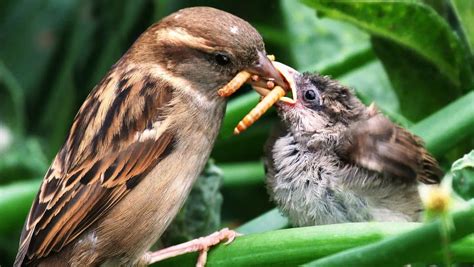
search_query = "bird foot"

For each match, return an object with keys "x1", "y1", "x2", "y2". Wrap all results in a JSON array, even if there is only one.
[{"x1": 143, "y1": 228, "x2": 241, "y2": 266}]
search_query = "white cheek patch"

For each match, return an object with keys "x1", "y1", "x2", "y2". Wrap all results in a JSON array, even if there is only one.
[{"x1": 230, "y1": 25, "x2": 239, "y2": 34}]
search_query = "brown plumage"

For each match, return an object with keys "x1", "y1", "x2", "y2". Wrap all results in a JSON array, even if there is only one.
[
  {"x1": 16, "y1": 7, "x2": 286, "y2": 266},
  {"x1": 337, "y1": 107, "x2": 441, "y2": 185},
  {"x1": 264, "y1": 70, "x2": 443, "y2": 226}
]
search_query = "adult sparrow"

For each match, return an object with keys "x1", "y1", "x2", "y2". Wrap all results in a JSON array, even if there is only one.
[
  {"x1": 264, "y1": 67, "x2": 442, "y2": 227},
  {"x1": 15, "y1": 6, "x2": 286, "y2": 266}
]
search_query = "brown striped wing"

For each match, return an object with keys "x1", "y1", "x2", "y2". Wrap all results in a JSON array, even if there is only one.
[
  {"x1": 15, "y1": 62, "x2": 175, "y2": 266},
  {"x1": 337, "y1": 114, "x2": 442, "y2": 184}
]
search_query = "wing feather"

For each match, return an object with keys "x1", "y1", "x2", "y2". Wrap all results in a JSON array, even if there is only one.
[
  {"x1": 337, "y1": 113, "x2": 442, "y2": 184},
  {"x1": 15, "y1": 61, "x2": 176, "y2": 266}
]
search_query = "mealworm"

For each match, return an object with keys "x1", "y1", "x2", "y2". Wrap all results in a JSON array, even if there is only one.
[
  {"x1": 217, "y1": 55, "x2": 276, "y2": 97},
  {"x1": 217, "y1": 71, "x2": 251, "y2": 97},
  {"x1": 234, "y1": 86, "x2": 286, "y2": 135}
]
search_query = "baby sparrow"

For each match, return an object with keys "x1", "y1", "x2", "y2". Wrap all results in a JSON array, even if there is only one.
[
  {"x1": 15, "y1": 7, "x2": 286, "y2": 266},
  {"x1": 264, "y1": 68, "x2": 443, "y2": 227}
]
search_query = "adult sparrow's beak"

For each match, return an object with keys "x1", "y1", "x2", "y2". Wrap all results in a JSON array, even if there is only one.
[
  {"x1": 247, "y1": 54, "x2": 298, "y2": 104},
  {"x1": 246, "y1": 51, "x2": 288, "y2": 90},
  {"x1": 218, "y1": 51, "x2": 296, "y2": 103}
]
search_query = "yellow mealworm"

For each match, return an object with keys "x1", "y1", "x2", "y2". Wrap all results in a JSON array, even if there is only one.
[
  {"x1": 217, "y1": 55, "x2": 276, "y2": 97},
  {"x1": 217, "y1": 71, "x2": 251, "y2": 97},
  {"x1": 234, "y1": 86, "x2": 286, "y2": 135}
]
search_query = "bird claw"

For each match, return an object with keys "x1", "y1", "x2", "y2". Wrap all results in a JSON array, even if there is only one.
[{"x1": 144, "y1": 228, "x2": 241, "y2": 266}]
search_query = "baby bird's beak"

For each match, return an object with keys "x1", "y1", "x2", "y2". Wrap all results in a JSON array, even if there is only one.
[{"x1": 251, "y1": 60, "x2": 298, "y2": 104}]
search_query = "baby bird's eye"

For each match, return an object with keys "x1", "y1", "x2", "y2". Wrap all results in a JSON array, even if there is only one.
[
  {"x1": 214, "y1": 53, "x2": 231, "y2": 66},
  {"x1": 304, "y1": 90, "x2": 317, "y2": 101},
  {"x1": 302, "y1": 88, "x2": 322, "y2": 108}
]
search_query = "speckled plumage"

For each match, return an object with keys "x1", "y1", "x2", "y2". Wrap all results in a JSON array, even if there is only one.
[
  {"x1": 265, "y1": 72, "x2": 442, "y2": 227},
  {"x1": 16, "y1": 7, "x2": 280, "y2": 266}
]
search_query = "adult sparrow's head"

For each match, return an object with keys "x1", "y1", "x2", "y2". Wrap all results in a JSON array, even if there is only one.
[{"x1": 127, "y1": 6, "x2": 286, "y2": 103}]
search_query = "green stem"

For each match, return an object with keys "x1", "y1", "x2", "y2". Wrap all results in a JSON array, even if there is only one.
[
  {"x1": 410, "y1": 91, "x2": 474, "y2": 157},
  {"x1": 158, "y1": 219, "x2": 474, "y2": 266},
  {"x1": 0, "y1": 180, "x2": 41, "y2": 233},
  {"x1": 219, "y1": 92, "x2": 261, "y2": 139},
  {"x1": 303, "y1": 201, "x2": 474, "y2": 266},
  {"x1": 220, "y1": 161, "x2": 265, "y2": 187},
  {"x1": 237, "y1": 208, "x2": 288, "y2": 234}
]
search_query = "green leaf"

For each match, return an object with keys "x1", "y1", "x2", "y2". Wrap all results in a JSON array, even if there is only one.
[
  {"x1": 451, "y1": 0, "x2": 474, "y2": 54},
  {"x1": 281, "y1": 0, "x2": 369, "y2": 70},
  {"x1": 452, "y1": 150, "x2": 474, "y2": 200},
  {"x1": 372, "y1": 37, "x2": 460, "y2": 121},
  {"x1": 301, "y1": 0, "x2": 467, "y2": 87}
]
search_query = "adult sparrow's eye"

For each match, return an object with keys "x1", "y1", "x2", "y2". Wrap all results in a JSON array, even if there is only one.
[{"x1": 214, "y1": 53, "x2": 231, "y2": 66}]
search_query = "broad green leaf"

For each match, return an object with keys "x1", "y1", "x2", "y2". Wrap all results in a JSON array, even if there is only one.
[
  {"x1": 452, "y1": 150, "x2": 474, "y2": 200},
  {"x1": 451, "y1": 0, "x2": 474, "y2": 54},
  {"x1": 281, "y1": 0, "x2": 369, "y2": 70},
  {"x1": 372, "y1": 37, "x2": 459, "y2": 121},
  {"x1": 301, "y1": 0, "x2": 467, "y2": 88}
]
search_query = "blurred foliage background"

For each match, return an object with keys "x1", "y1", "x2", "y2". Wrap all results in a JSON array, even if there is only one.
[{"x1": 1, "y1": 0, "x2": 474, "y2": 266}]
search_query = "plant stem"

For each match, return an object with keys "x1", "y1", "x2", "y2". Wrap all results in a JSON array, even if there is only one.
[
  {"x1": 156, "y1": 219, "x2": 474, "y2": 266},
  {"x1": 0, "y1": 180, "x2": 40, "y2": 233},
  {"x1": 237, "y1": 208, "x2": 288, "y2": 234},
  {"x1": 410, "y1": 91, "x2": 474, "y2": 157},
  {"x1": 220, "y1": 161, "x2": 265, "y2": 187},
  {"x1": 303, "y1": 200, "x2": 474, "y2": 266}
]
